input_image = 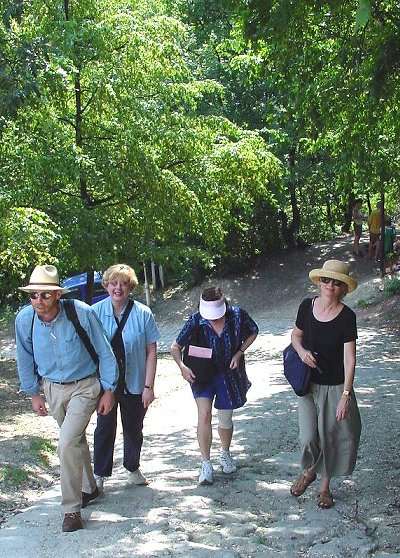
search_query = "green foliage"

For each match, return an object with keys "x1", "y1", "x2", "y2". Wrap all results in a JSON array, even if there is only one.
[
  {"x1": 30, "y1": 437, "x2": 56, "y2": 467},
  {"x1": 0, "y1": 207, "x2": 63, "y2": 300},
  {"x1": 1, "y1": 0, "x2": 399, "y2": 292},
  {"x1": 355, "y1": 298, "x2": 373, "y2": 309},
  {"x1": 0, "y1": 0, "x2": 283, "y2": 292},
  {"x1": 0, "y1": 465, "x2": 29, "y2": 486},
  {"x1": 181, "y1": 0, "x2": 400, "y2": 248},
  {"x1": 0, "y1": 304, "x2": 16, "y2": 333},
  {"x1": 383, "y1": 277, "x2": 400, "y2": 297},
  {"x1": 355, "y1": 0, "x2": 371, "y2": 30}
]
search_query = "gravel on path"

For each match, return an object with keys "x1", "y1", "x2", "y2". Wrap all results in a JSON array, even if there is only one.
[{"x1": 1, "y1": 236, "x2": 399, "y2": 557}]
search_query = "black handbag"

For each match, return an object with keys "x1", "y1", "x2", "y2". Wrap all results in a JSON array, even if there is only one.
[{"x1": 182, "y1": 319, "x2": 217, "y2": 386}]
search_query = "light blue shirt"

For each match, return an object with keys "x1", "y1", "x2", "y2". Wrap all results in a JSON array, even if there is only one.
[
  {"x1": 92, "y1": 297, "x2": 160, "y2": 394},
  {"x1": 15, "y1": 300, "x2": 119, "y2": 395}
]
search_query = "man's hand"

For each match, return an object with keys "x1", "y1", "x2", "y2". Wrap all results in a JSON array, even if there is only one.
[
  {"x1": 32, "y1": 394, "x2": 48, "y2": 416},
  {"x1": 97, "y1": 390, "x2": 115, "y2": 415}
]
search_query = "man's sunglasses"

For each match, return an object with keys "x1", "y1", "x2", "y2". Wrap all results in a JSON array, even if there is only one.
[
  {"x1": 320, "y1": 277, "x2": 345, "y2": 288},
  {"x1": 29, "y1": 291, "x2": 54, "y2": 300}
]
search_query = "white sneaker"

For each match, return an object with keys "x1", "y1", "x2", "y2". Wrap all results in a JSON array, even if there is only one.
[
  {"x1": 198, "y1": 460, "x2": 214, "y2": 485},
  {"x1": 219, "y1": 450, "x2": 237, "y2": 474},
  {"x1": 95, "y1": 475, "x2": 105, "y2": 493},
  {"x1": 128, "y1": 468, "x2": 149, "y2": 485}
]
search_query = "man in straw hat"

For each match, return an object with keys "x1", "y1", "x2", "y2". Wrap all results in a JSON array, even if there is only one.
[{"x1": 15, "y1": 264, "x2": 118, "y2": 532}]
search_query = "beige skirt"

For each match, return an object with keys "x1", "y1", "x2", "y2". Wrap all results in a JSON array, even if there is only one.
[{"x1": 297, "y1": 383, "x2": 362, "y2": 478}]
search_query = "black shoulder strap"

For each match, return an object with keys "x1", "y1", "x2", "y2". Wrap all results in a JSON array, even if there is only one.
[
  {"x1": 30, "y1": 309, "x2": 38, "y2": 374},
  {"x1": 308, "y1": 297, "x2": 316, "y2": 351},
  {"x1": 112, "y1": 299, "x2": 134, "y2": 339},
  {"x1": 63, "y1": 300, "x2": 99, "y2": 366}
]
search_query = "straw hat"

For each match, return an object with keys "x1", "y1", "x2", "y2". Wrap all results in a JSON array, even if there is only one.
[
  {"x1": 309, "y1": 260, "x2": 357, "y2": 293},
  {"x1": 199, "y1": 296, "x2": 226, "y2": 320},
  {"x1": 19, "y1": 265, "x2": 69, "y2": 293}
]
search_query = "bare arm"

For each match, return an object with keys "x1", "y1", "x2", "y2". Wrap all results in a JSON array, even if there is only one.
[
  {"x1": 170, "y1": 341, "x2": 196, "y2": 383},
  {"x1": 229, "y1": 331, "x2": 258, "y2": 369},
  {"x1": 142, "y1": 342, "x2": 157, "y2": 408},
  {"x1": 291, "y1": 326, "x2": 317, "y2": 368},
  {"x1": 336, "y1": 340, "x2": 356, "y2": 421}
]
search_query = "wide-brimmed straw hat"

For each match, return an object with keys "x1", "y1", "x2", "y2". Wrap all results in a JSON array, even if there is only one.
[
  {"x1": 309, "y1": 260, "x2": 357, "y2": 293},
  {"x1": 19, "y1": 265, "x2": 69, "y2": 293},
  {"x1": 199, "y1": 296, "x2": 226, "y2": 320}
]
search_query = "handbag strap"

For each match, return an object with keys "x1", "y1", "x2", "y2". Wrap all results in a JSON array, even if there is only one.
[
  {"x1": 112, "y1": 299, "x2": 134, "y2": 338},
  {"x1": 190, "y1": 314, "x2": 208, "y2": 347},
  {"x1": 306, "y1": 297, "x2": 316, "y2": 353}
]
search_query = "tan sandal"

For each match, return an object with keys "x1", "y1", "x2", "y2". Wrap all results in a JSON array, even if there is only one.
[
  {"x1": 290, "y1": 471, "x2": 317, "y2": 497},
  {"x1": 317, "y1": 491, "x2": 334, "y2": 509}
]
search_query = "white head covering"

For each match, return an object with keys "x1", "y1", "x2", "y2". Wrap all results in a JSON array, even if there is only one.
[{"x1": 199, "y1": 296, "x2": 226, "y2": 320}]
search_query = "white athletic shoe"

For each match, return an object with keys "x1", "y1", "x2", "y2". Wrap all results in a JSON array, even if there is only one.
[
  {"x1": 94, "y1": 475, "x2": 105, "y2": 493},
  {"x1": 128, "y1": 468, "x2": 149, "y2": 485},
  {"x1": 198, "y1": 460, "x2": 214, "y2": 485},
  {"x1": 219, "y1": 450, "x2": 237, "y2": 474}
]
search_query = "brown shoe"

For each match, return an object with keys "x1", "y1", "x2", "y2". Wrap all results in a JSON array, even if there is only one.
[
  {"x1": 82, "y1": 486, "x2": 99, "y2": 508},
  {"x1": 62, "y1": 512, "x2": 83, "y2": 532},
  {"x1": 317, "y1": 491, "x2": 334, "y2": 509},
  {"x1": 290, "y1": 470, "x2": 317, "y2": 497}
]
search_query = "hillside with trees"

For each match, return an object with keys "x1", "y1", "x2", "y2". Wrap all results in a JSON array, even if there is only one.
[{"x1": 0, "y1": 0, "x2": 399, "y2": 300}]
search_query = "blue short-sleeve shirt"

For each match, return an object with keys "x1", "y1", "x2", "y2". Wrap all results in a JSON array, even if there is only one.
[
  {"x1": 93, "y1": 297, "x2": 160, "y2": 394},
  {"x1": 176, "y1": 305, "x2": 258, "y2": 408}
]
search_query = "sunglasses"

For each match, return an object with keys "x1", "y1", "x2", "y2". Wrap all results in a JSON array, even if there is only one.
[
  {"x1": 320, "y1": 277, "x2": 345, "y2": 288},
  {"x1": 29, "y1": 291, "x2": 54, "y2": 300}
]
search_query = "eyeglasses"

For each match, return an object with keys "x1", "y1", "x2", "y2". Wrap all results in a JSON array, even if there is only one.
[
  {"x1": 29, "y1": 292, "x2": 54, "y2": 300},
  {"x1": 320, "y1": 277, "x2": 345, "y2": 288}
]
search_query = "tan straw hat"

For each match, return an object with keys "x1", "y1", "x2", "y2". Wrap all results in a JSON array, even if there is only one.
[
  {"x1": 19, "y1": 265, "x2": 69, "y2": 293},
  {"x1": 309, "y1": 260, "x2": 357, "y2": 293}
]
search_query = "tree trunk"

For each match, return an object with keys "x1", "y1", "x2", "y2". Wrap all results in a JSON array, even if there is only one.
[
  {"x1": 366, "y1": 191, "x2": 371, "y2": 214},
  {"x1": 286, "y1": 147, "x2": 301, "y2": 247},
  {"x1": 326, "y1": 198, "x2": 336, "y2": 232},
  {"x1": 380, "y1": 188, "x2": 385, "y2": 278},
  {"x1": 342, "y1": 192, "x2": 355, "y2": 233}
]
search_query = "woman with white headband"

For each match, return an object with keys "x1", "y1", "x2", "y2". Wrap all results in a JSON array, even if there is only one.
[{"x1": 170, "y1": 286, "x2": 258, "y2": 485}]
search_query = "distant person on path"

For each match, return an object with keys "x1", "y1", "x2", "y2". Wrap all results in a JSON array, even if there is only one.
[
  {"x1": 383, "y1": 217, "x2": 397, "y2": 273},
  {"x1": 368, "y1": 201, "x2": 382, "y2": 260},
  {"x1": 92, "y1": 264, "x2": 160, "y2": 492},
  {"x1": 351, "y1": 198, "x2": 365, "y2": 256},
  {"x1": 170, "y1": 286, "x2": 258, "y2": 485},
  {"x1": 383, "y1": 216, "x2": 396, "y2": 256},
  {"x1": 289, "y1": 260, "x2": 361, "y2": 509},
  {"x1": 15, "y1": 265, "x2": 118, "y2": 532}
]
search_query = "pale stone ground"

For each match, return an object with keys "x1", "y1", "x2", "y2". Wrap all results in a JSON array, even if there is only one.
[{"x1": 1, "y1": 237, "x2": 399, "y2": 557}]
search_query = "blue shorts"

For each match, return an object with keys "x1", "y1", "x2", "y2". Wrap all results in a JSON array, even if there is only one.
[{"x1": 191, "y1": 372, "x2": 233, "y2": 410}]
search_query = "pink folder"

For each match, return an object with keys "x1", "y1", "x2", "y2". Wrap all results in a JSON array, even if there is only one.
[{"x1": 188, "y1": 345, "x2": 213, "y2": 359}]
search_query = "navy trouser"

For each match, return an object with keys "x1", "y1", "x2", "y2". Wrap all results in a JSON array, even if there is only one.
[{"x1": 93, "y1": 393, "x2": 147, "y2": 477}]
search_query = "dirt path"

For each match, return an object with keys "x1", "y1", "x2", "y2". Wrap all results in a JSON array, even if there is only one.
[{"x1": 1, "y1": 236, "x2": 399, "y2": 557}]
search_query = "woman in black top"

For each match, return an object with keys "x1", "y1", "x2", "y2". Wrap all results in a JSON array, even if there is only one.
[{"x1": 290, "y1": 260, "x2": 361, "y2": 509}]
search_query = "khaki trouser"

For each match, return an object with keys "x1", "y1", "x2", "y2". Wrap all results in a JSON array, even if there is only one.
[
  {"x1": 298, "y1": 383, "x2": 361, "y2": 478},
  {"x1": 43, "y1": 376, "x2": 101, "y2": 512}
]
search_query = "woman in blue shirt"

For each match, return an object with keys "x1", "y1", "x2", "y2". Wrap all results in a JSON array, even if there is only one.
[
  {"x1": 93, "y1": 264, "x2": 160, "y2": 491},
  {"x1": 170, "y1": 286, "x2": 258, "y2": 486}
]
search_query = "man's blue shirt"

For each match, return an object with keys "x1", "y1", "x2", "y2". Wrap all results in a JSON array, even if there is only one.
[{"x1": 15, "y1": 299, "x2": 118, "y2": 395}]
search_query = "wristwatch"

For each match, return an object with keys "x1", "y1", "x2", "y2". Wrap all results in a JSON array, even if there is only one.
[
  {"x1": 342, "y1": 389, "x2": 351, "y2": 398},
  {"x1": 144, "y1": 385, "x2": 153, "y2": 390}
]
